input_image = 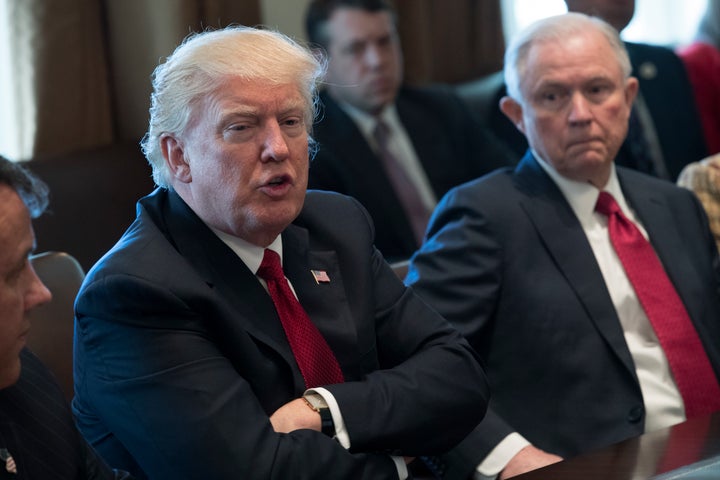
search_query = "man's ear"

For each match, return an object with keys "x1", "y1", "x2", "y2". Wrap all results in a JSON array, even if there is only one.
[
  {"x1": 624, "y1": 76, "x2": 640, "y2": 107},
  {"x1": 499, "y1": 96, "x2": 526, "y2": 134},
  {"x1": 160, "y1": 134, "x2": 192, "y2": 183}
]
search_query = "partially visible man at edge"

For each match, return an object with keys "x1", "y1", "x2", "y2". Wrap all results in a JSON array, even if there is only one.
[{"x1": 0, "y1": 156, "x2": 132, "y2": 479}]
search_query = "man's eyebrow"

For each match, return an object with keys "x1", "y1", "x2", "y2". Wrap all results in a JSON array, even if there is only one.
[
  {"x1": 534, "y1": 80, "x2": 567, "y2": 90},
  {"x1": 219, "y1": 106, "x2": 258, "y2": 120}
]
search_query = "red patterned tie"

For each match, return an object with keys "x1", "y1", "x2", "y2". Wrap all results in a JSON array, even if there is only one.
[
  {"x1": 595, "y1": 191, "x2": 720, "y2": 417},
  {"x1": 257, "y1": 249, "x2": 344, "y2": 388}
]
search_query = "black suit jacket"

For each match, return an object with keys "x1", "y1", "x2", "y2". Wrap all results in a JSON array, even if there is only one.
[
  {"x1": 456, "y1": 42, "x2": 707, "y2": 181},
  {"x1": 309, "y1": 87, "x2": 514, "y2": 261},
  {"x1": 406, "y1": 152, "x2": 720, "y2": 478},
  {"x1": 0, "y1": 349, "x2": 129, "y2": 480},
  {"x1": 72, "y1": 188, "x2": 489, "y2": 480}
]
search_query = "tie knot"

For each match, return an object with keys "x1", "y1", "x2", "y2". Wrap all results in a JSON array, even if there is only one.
[
  {"x1": 373, "y1": 119, "x2": 390, "y2": 146},
  {"x1": 595, "y1": 191, "x2": 621, "y2": 217},
  {"x1": 257, "y1": 249, "x2": 284, "y2": 283}
]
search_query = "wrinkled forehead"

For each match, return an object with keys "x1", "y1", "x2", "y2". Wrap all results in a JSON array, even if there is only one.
[
  {"x1": 187, "y1": 77, "x2": 312, "y2": 126},
  {"x1": 326, "y1": 8, "x2": 396, "y2": 47},
  {"x1": 524, "y1": 31, "x2": 623, "y2": 80}
]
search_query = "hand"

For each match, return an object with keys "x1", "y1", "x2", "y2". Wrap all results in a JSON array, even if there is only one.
[
  {"x1": 270, "y1": 398, "x2": 321, "y2": 433},
  {"x1": 499, "y1": 445, "x2": 562, "y2": 479}
]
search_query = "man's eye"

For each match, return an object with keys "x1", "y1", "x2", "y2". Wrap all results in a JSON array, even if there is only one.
[
  {"x1": 343, "y1": 43, "x2": 365, "y2": 57},
  {"x1": 539, "y1": 91, "x2": 564, "y2": 105},
  {"x1": 587, "y1": 84, "x2": 613, "y2": 101},
  {"x1": 537, "y1": 90, "x2": 566, "y2": 108}
]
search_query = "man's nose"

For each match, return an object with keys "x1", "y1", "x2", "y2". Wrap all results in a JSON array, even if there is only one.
[
  {"x1": 260, "y1": 122, "x2": 290, "y2": 163},
  {"x1": 25, "y1": 268, "x2": 52, "y2": 312},
  {"x1": 364, "y1": 44, "x2": 383, "y2": 68},
  {"x1": 568, "y1": 92, "x2": 593, "y2": 123}
]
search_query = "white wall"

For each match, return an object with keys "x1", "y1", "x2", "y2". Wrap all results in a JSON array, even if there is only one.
[{"x1": 260, "y1": 0, "x2": 312, "y2": 42}]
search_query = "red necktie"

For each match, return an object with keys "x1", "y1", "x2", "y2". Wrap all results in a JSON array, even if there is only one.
[
  {"x1": 257, "y1": 249, "x2": 344, "y2": 388},
  {"x1": 595, "y1": 191, "x2": 720, "y2": 418},
  {"x1": 373, "y1": 120, "x2": 432, "y2": 246}
]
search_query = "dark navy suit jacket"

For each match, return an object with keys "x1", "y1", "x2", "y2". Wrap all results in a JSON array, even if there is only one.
[
  {"x1": 0, "y1": 349, "x2": 129, "y2": 480},
  {"x1": 72, "y1": 188, "x2": 489, "y2": 480}
]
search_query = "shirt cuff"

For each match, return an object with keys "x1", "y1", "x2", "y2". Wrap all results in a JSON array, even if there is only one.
[
  {"x1": 305, "y1": 387, "x2": 350, "y2": 449},
  {"x1": 475, "y1": 433, "x2": 531, "y2": 479},
  {"x1": 391, "y1": 456, "x2": 409, "y2": 480}
]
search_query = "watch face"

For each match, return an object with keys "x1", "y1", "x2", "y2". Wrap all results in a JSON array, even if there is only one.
[{"x1": 304, "y1": 393, "x2": 328, "y2": 410}]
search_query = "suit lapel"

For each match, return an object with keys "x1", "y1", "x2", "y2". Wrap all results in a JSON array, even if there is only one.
[
  {"x1": 618, "y1": 170, "x2": 698, "y2": 316},
  {"x1": 514, "y1": 154, "x2": 638, "y2": 377},
  {"x1": 152, "y1": 190, "x2": 302, "y2": 385},
  {"x1": 281, "y1": 224, "x2": 363, "y2": 380}
]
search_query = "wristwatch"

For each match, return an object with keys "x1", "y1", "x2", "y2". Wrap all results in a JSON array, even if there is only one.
[{"x1": 303, "y1": 393, "x2": 335, "y2": 437}]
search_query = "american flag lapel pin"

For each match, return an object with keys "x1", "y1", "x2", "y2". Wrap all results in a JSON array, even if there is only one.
[
  {"x1": 0, "y1": 448, "x2": 16, "y2": 474},
  {"x1": 311, "y1": 269, "x2": 330, "y2": 284}
]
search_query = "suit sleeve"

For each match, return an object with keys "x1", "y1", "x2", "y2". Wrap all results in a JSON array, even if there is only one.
[
  {"x1": 319, "y1": 196, "x2": 491, "y2": 456},
  {"x1": 405, "y1": 184, "x2": 522, "y2": 476}
]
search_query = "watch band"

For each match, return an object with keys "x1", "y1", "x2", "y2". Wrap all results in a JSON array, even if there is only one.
[{"x1": 303, "y1": 394, "x2": 335, "y2": 437}]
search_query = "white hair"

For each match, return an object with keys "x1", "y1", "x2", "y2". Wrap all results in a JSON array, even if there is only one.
[{"x1": 504, "y1": 13, "x2": 632, "y2": 103}]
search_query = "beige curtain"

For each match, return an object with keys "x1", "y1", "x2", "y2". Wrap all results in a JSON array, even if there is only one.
[
  {"x1": 5, "y1": 0, "x2": 113, "y2": 160},
  {"x1": 396, "y1": 0, "x2": 505, "y2": 85},
  {"x1": 5, "y1": 0, "x2": 260, "y2": 160},
  {"x1": 104, "y1": 0, "x2": 262, "y2": 143}
]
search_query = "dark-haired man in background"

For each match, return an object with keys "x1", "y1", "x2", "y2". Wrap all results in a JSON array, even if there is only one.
[{"x1": 306, "y1": 0, "x2": 513, "y2": 261}]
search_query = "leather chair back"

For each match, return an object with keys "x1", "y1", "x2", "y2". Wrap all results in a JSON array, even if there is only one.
[{"x1": 27, "y1": 251, "x2": 85, "y2": 401}]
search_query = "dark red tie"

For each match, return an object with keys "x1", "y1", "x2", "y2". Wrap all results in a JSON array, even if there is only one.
[
  {"x1": 257, "y1": 249, "x2": 344, "y2": 388},
  {"x1": 373, "y1": 120, "x2": 432, "y2": 246},
  {"x1": 595, "y1": 191, "x2": 720, "y2": 417}
]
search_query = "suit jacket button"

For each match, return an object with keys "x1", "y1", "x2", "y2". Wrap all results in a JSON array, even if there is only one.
[{"x1": 627, "y1": 405, "x2": 644, "y2": 423}]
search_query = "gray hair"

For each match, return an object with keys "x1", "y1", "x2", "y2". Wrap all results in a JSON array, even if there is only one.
[
  {"x1": 140, "y1": 26, "x2": 327, "y2": 188},
  {"x1": 504, "y1": 12, "x2": 632, "y2": 103}
]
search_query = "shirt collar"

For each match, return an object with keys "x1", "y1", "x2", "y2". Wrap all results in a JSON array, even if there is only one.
[
  {"x1": 209, "y1": 228, "x2": 283, "y2": 274},
  {"x1": 533, "y1": 150, "x2": 629, "y2": 223},
  {"x1": 337, "y1": 101, "x2": 402, "y2": 145}
]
